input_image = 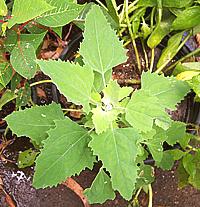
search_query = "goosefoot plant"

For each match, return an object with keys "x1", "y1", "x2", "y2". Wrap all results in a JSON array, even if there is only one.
[
  {"x1": 1, "y1": 0, "x2": 200, "y2": 205},
  {"x1": 3, "y1": 4, "x2": 194, "y2": 204}
]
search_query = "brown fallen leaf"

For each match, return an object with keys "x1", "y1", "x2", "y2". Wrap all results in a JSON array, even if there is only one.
[
  {"x1": 62, "y1": 177, "x2": 90, "y2": 207},
  {"x1": 36, "y1": 87, "x2": 46, "y2": 98},
  {"x1": 69, "y1": 110, "x2": 82, "y2": 119}
]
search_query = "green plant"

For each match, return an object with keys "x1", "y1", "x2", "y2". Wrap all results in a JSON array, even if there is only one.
[{"x1": 1, "y1": 0, "x2": 200, "y2": 205}]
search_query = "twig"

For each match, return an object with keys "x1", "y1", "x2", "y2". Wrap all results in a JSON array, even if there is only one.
[
  {"x1": 148, "y1": 184, "x2": 153, "y2": 207},
  {"x1": 0, "y1": 183, "x2": 16, "y2": 207},
  {"x1": 30, "y1": 80, "x2": 53, "y2": 87}
]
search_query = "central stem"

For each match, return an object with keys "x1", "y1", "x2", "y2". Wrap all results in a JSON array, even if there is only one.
[{"x1": 124, "y1": 0, "x2": 142, "y2": 72}]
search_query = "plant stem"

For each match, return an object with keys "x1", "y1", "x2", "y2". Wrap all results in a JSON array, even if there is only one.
[
  {"x1": 131, "y1": 187, "x2": 142, "y2": 206},
  {"x1": 123, "y1": 39, "x2": 131, "y2": 47},
  {"x1": 118, "y1": 27, "x2": 126, "y2": 37},
  {"x1": 119, "y1": 3, "x2": 125, "y2": 24},
  {"x1": 141, "y1": 39, "x2": 149, "y2": 69},
  {"x1": 124, "y1": 0, "x2": 141, "y2": 72},
  {"x1": 111, "y1": 0, "x2": 119, "y2": 17},
  {"x1": 148, "y1": 184, "x2": 153, "y2": 207},
  {"x1": 150, "y1": 48, "x2": 155, "y2": 72},
  {"x1": 128, "y1": 0, "x2": 139, "y2": 10},
  {"x1": 95, "y1": 0, "x2": 108, "y2": 10},
  {"x1": 120, "y1": 23, "x2": 127, "y2": 27},
  {"x1": 128, "y1": 5, "x2": 139, "y2": 14},
  {"x1": 3, "y1": 126, "x2": 9, "y2": 138},
  {"x1": 164, "y1": 47, "x2": 200, "y2": 73},
  {"x1": 62, "y1": 108, "x2": 83, "y2": 112},
  {"x1": 30, "y1": 80, "x2": 53, "y2": 87},
  {"x1": 102, "y1": 74, "x2": 106, "y2": 88}
]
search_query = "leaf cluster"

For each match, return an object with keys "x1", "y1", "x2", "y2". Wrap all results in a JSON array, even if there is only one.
[{"x1": 0, "y1": 0, "x2": 200, "y2": 205}]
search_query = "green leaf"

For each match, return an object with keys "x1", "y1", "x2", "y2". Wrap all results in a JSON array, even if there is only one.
[
  {"x1": 92, "y1": 106, "x2": 119, "y2": 134},
  {"x1": 36, "y1": 0, "x2": 84, "y2": 27},
  {"x1": 26, "y1": 22, "x2": 47, "y2": 34},
  {"x1": 19, "y1": 32, "x2": 47, "y2": 50},
  {"x1": 188, "y1": 75, "x2": 200, "y2": 98},
  {"x1": 79, "y1": 5, "x2": 126, "y2": 83},
  {"x1": 8, "y1": 0, "x2": 54, "y2": 28},
  {"x1": 0, "y1": 90, "x2": 17, "y2": 110},
  {"x1": 16, "y1": 82, "x2": 31, "y2": 108},
  {"x1": 10, "y1": 42, "x2": 38, "y2": 79},
  {"x1": 138, "y1": 0, "x2": 193, "y2": 8},
  {"x1": 102, "y1": 80, "x2": 132, "y2": 105},
  {"x1": 179, "y1": 133, "x2": 193, "y2": 149},
  {"x1": 131, "y1": 8, "x2": 146, "y2": 38},
  {"x1": 52, "y1": 27, "x2": 62, "y2": 37},
  {"x1": 147, "y1": 14, "x2": 174, "y2": 49},
  {"x1": 183, "y1": 151, "x2": 200, "y2": 189},
  {"x1": 11, "y1": 73, "x2": 22, "y2": 92},
  {"x1": 172, "y1": 6, "x2": 200, "y2": 30},
  {"x1": 166, "y1": 121, "x2": 186, "y2": 145},
  {"x1": 0, "y1": 62, "x2": 13, "y2": 87},
  {"x1": 173, "y1": 62, "x2": 200, "y2": 79},
  {"x1": 74, "y1": 2, "x2": 94, "y2": 30},
  {"x1": 126, "y1": 72, "x2": 190, "y2": 132},
  {"x1": 169, "y1": 149, "x2": 185, "y2": 160},
  {"x1": 18, "y1": 149, "x2": 39, "y2": 168},
  {"x1": 135, "y1": 165, "x2": 154, "y2": 189},
  {"x1": 5, "y1": 103, "x2": 64, "y2": 145},
  {"x1": 37, "y1": 59, "x2": 94, "y2": 113},
  {"x1": 126, "y1": 89, "x2": 169, "y2": 132},
  {"x1": 183, "y1": 153, "x2": 196, "y2": 177},
  {"x1": 177, "y1": 159, "x2": 189, "y2": 188},
  {"x1": 0, "y1": 0, "x2": 7, "y2": 16},
  {"x1": 33, "y1": 118, "x2": 95, "y2": 188},
  {"x1": 145, "y1": 127, "x2": 167, "y2": 163},
  {"x1": 93, "y1": 70, "x2": 112, "y2": 92},
  {"x1": 84, "y1": 168, "x2": 115, "y2": 204},
  {"x1": 105, "y1": 0, "x2": 119, "y2": 25},
  {"x1": 4, "y1": 31, "x2": 47, "y2": 52},
  {"x1": 156, "y1": 150, "x2": 174, "y2": 170},
  {"x1": 157, "y1": 32, "x2": 184, "y2": 70},
  {"x1": 142, "y1": 71, "x2": 190, "y2": 110},
  {"x1": 90, "y1": 128, "x2": 140, "y2": 200},
  {"x1": 181, "y1": 62, "x2": 200, "y2": 71}
]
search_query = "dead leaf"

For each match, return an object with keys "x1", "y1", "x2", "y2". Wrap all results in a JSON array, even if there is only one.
[
  {"x1": 69, "y1": 110, "x2": 82, "y2": 119},
  {"x1": 36, "y1": 87, "x2": 46, "y2": 98},
  {"x1": 62, "y1": 177, "x2": 90, "y2": 207}
]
